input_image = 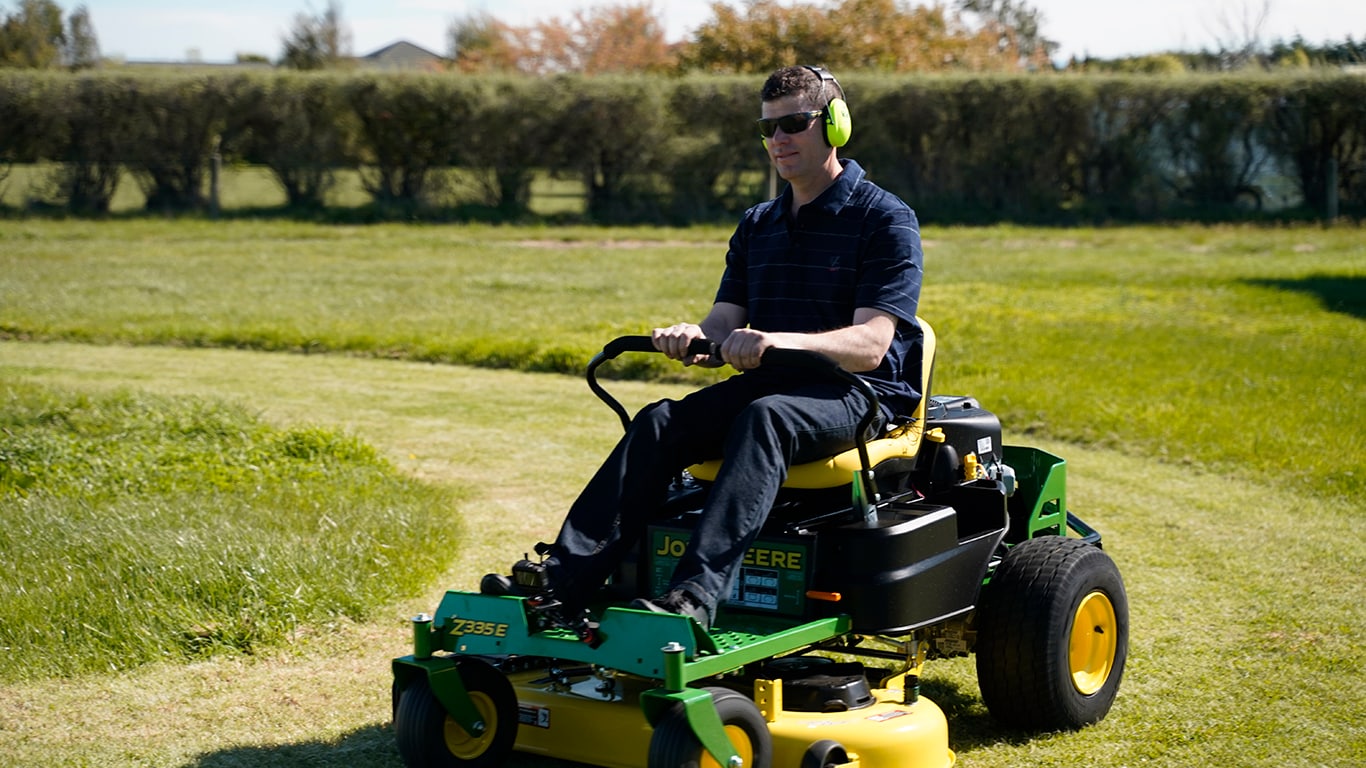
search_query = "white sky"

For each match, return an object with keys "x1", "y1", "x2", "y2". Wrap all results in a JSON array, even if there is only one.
[{"x1": 78, "y1": 0, "x2": 1366, "y2": 64}]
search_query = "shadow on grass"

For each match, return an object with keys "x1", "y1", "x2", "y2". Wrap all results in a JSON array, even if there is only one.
[
  {"x1": 1247, "y1": 274, "x2": 1366, "y2": 320},
  {"x1": 183, "y1": 724, "x2": 403, "y2": 768},
  {"x1": 919, "y1": 676, "x2": 1037, "y2": 754},
  {"x1": 180, "y1": 722, "x2": 578, "y2": 768}
]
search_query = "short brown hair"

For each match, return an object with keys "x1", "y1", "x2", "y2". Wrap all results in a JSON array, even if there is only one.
[{"x1": 761, "y1": 66, "x2": 845, "y2": 109}]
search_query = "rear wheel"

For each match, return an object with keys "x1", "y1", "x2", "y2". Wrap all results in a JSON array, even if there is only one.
[
  {"x1": 974, "y1": 536, "x2": 1128, "y2": 730},
  {"x1": 394, "y1": 660, "x2": 518, "y2": 768},
  {"x1": 649, "y1": 687, "x2": 772, "y2": 768}
]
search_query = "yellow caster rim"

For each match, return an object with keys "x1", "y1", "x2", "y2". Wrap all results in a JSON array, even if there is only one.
[
  {"x1": 443, "y1": 691, "x2": 499, "y2": 759},
  {"x1": 701, "y1": 724, "x2": 754, "y2": 768}
]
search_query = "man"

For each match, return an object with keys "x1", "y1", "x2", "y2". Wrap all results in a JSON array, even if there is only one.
[{"x1": 505, "y1": 65, "x2": 924, "y2": 632}]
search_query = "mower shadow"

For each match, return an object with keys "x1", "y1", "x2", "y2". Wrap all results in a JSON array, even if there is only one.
[
  {"x1": 918, "y1": 676, "x2": 1037, "y2": 753},
  {"x1": 182, "y1": 723, "x2": 403, "y2": 768},
  {"x1": 179, "y1": 722, "x2": 580, "y2": 768}
]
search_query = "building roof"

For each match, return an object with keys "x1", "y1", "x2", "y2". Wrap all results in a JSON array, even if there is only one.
[{"x1": 359, "y1": 40, "x2": 446, "y2": 71}]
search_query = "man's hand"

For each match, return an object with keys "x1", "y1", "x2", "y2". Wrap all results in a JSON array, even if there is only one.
[
  {"x1": 719, "y1": 328, "x2": 774, "y2": 371},
  {"x1": 652, "y1": 323, "x2": 711, "y2": 366}
]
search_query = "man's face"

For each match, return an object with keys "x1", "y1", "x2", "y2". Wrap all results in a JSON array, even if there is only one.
[{"x1": 761, "y1": 95, "x2": 831, "y2": 183}]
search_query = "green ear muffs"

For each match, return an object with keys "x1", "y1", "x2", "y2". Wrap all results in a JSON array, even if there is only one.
[
  {"x1": 823, "y1": 95, "x2": 852, "y2": 147},
  {"x1": 805, "y1": 65, "x2": 853, "y2": 147}
]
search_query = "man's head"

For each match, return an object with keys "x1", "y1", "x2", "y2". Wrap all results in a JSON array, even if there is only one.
[
  {"x1": 758, "y1": 65, "x2": 851, "y2": 149},
  {"x1": 761, "y1": 65, "x2": 844, "y2": 110},
  {"x1": 758, "y1": 66, "x2": 851, "y2": 191}
]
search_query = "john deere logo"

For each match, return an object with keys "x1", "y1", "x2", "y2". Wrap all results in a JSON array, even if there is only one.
[{"x1": 654, "y1": 534, "x2": 803, "y2": 570}]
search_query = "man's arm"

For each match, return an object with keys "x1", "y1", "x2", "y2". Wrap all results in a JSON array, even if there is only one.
[{"x1": 720, "y1": 308, "x2": 898, "y2": 372}]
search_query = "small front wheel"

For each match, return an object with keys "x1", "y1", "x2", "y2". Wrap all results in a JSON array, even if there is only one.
[
  {"x1": 975, "y1": 536, "x2": 1129, "y2": 730},
  {"x1": 649, "y1": 687, "x2": 772, "y2": 768},
  {"x1": 394, "y1": 659, "x2": 518, "y2": 768},
  {"x1": 801, "y1": 739, "x2": 851, "y2": 768}
]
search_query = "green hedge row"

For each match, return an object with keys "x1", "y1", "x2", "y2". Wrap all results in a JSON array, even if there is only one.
[{"x1": 1, "y1": 70, "x2": 1363, "y2": 222}]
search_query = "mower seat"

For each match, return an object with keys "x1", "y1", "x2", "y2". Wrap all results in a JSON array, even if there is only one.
[{"x1": 687, "y1": 318, "x2": 937, "y2": 490}]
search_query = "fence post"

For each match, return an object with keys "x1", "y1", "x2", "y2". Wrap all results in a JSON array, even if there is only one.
[
  {"x1": 1326, "y1": 156, "x2": 1339, "y2": 221},
  {"x1": 210, "y1": 135, "x2": 222, "y2": 218}
]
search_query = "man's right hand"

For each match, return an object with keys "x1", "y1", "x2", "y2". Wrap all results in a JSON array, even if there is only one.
[{"x1": 652, "y1": 323, "x2": 713, "y2": 366}]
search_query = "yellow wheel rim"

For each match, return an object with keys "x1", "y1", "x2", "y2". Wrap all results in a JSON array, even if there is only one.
[
  {"x1": 1070, "y1": 590, "x2": 1118, "y2": 695},
  {"x1": 700, "y1": 724, "x2": 754, "y2": 768},
  {"x1": 442, "y1": 691, "x2": 498, "y2": 759}
]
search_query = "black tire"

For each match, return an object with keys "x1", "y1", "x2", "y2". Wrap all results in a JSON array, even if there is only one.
[
  {"x1": 800, "y1": 739, "x2": 850, "y2": 768},
  {"x1": 974, "y1": 536, "x2": 1128, "y2": 730},
  {"x1": 649, "y1": 687, "x2": 773, "y2": 768},
  {"x1": 394, "y1": 660, "x2": 519, "y2": 768}
]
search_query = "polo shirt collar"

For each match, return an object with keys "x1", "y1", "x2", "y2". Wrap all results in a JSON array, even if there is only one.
[{"x1": 770, "y1": 158, "x2": 866, "y2": 223}]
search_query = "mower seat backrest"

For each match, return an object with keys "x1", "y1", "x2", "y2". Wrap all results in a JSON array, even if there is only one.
[{"x1": 687, "y1": 318, "x2": 937, "y2": 490}]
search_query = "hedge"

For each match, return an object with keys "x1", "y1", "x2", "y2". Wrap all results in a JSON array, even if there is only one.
[{"x1": 1, "y1": 70, "x2": 1363, "y2": 222}]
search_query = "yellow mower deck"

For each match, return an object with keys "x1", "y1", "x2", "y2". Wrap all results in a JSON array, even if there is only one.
[{"x1": 510, "y1": 668, "x2": 953, "y2": 768}]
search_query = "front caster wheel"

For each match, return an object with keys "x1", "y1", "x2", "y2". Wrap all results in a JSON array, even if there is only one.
[
  {"x1": 801, "y1": 739, "x2": 850, "y2": 768},
  {"x1": 394, "y1": 659, "x2": 518, "y2": 768},
  {"x1": 649, "y1": 687, "x2": 772, "y2": 768}
]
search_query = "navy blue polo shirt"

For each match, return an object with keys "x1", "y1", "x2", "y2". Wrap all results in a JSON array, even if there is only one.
[{"x1": 715, "y1": 159, "x2": 925, "y2": 417}]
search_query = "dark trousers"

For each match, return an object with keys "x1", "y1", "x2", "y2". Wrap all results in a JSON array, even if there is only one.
[{"x1": 549, "y1": 368, "x2": 876, "y2": 619}]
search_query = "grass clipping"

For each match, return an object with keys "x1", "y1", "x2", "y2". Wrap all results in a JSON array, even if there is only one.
[{"x1": 0, "y1": 382, "x2": 459, "y2": 682}]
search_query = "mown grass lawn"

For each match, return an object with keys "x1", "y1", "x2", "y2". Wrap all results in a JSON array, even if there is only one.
[
  {"x1": 3, "y1": 219, "x2": 1362, "y2": 498},
  {"x1": 0, "y1": 219, "x2": 1362, "y2": 767}
]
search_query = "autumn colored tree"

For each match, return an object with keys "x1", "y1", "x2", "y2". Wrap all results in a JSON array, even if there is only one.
[
  {"x1": 682, "y1": 0, "x2": 1053, "y2": 73},
  {"x1": 447, "y1": 12, "x2": 522, "y2": 73},
  {"x1": 449, "y1": 3, "x2": 674, "y2": 75},
  {"x1": 956, "y1": 0, "x2": 1056, "y2": 68},
  {"x1": 683, "y1": 0, "x2": 835, "y2": 74},
  {"x1": 543, "y1": 4, "x2": 676, "y2": 74}
]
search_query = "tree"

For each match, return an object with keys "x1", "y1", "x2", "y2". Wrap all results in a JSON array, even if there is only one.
[
  {"x1": 682, "y1": 0, "x2": 1050, "y2": 73},
  {"x1": 447, "y1": 12, "x2": 521, "y2": 73},
  {"x1": 955, "y1": 0, "x2": 1056, "y2": 67},
  {"x1": 63, "y1": 3, "x2": 98, "y2": 69},
  {"x1": 684, "y1": 0, "x2": 837, "y2": 74},
  {"x1": 533, "y1": 4, "x2": 675, "y2": 74},
  {"x1": 448, "y1": 3, "x2": 675, "y2": 75},
  {"x1": 280, "y1": 0, "x2": 352, "y2": 70},
  {"x1": 1204, "y1": 0, "x2": 1270, "y2": 69},
  {"x1": 0, "y1": 0, "x2": 66, "y2": 68}
]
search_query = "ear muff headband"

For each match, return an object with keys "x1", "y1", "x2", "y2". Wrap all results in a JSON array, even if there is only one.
[{"x1": 804, "y1": 65, "x2": 852, "y2": 147}]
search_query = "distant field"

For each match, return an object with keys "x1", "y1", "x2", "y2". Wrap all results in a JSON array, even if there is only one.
[{"x1": 2, "y1": 219, "x2": 1361, "y2": 500}]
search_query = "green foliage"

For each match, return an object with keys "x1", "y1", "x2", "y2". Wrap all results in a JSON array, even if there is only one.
[
  {"x1": 0, "y1": 382, "x2": 459, "y2": 681},
  {"x1": 125, "y1": 74, "x2": 252, "y2": 211},
  {"x1": 46, "y1": 72, "x2": 139, "y2": 211},
  {"x1": 0, "y1": 0, "x2": 65, "y2": 69},
  {"x1": 555, "y1": 76, "x2": 672, "y2": 222},
  {"x1": 237, "y1": 72, "x2": 354, "y2": 208},
  {"x1": 279, "y1": 0, "x2": 350, "y2": 70},
  {"x1": 2, "y1": 70, "x2": 1365, "y2": 221},
  {"x1": 344, "y1": 74, "x2": 471, "y2": 208}
]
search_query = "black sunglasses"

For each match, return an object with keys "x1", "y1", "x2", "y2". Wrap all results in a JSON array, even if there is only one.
[{"x1": 757, "y1": 110, "x2": 823, "y2": 139}]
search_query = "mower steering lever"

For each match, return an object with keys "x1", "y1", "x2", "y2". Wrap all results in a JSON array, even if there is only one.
[{"x1": 585, "y1": 337, "x2": 884, "y2": 496}]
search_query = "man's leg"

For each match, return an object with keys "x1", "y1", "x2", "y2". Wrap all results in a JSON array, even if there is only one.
[
  {"x1": 667, "y1": 381, "x2": 873, "y2": 619},
  {"x1": 546, "y1": 375, "x2": 770, "y2": 610}
]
